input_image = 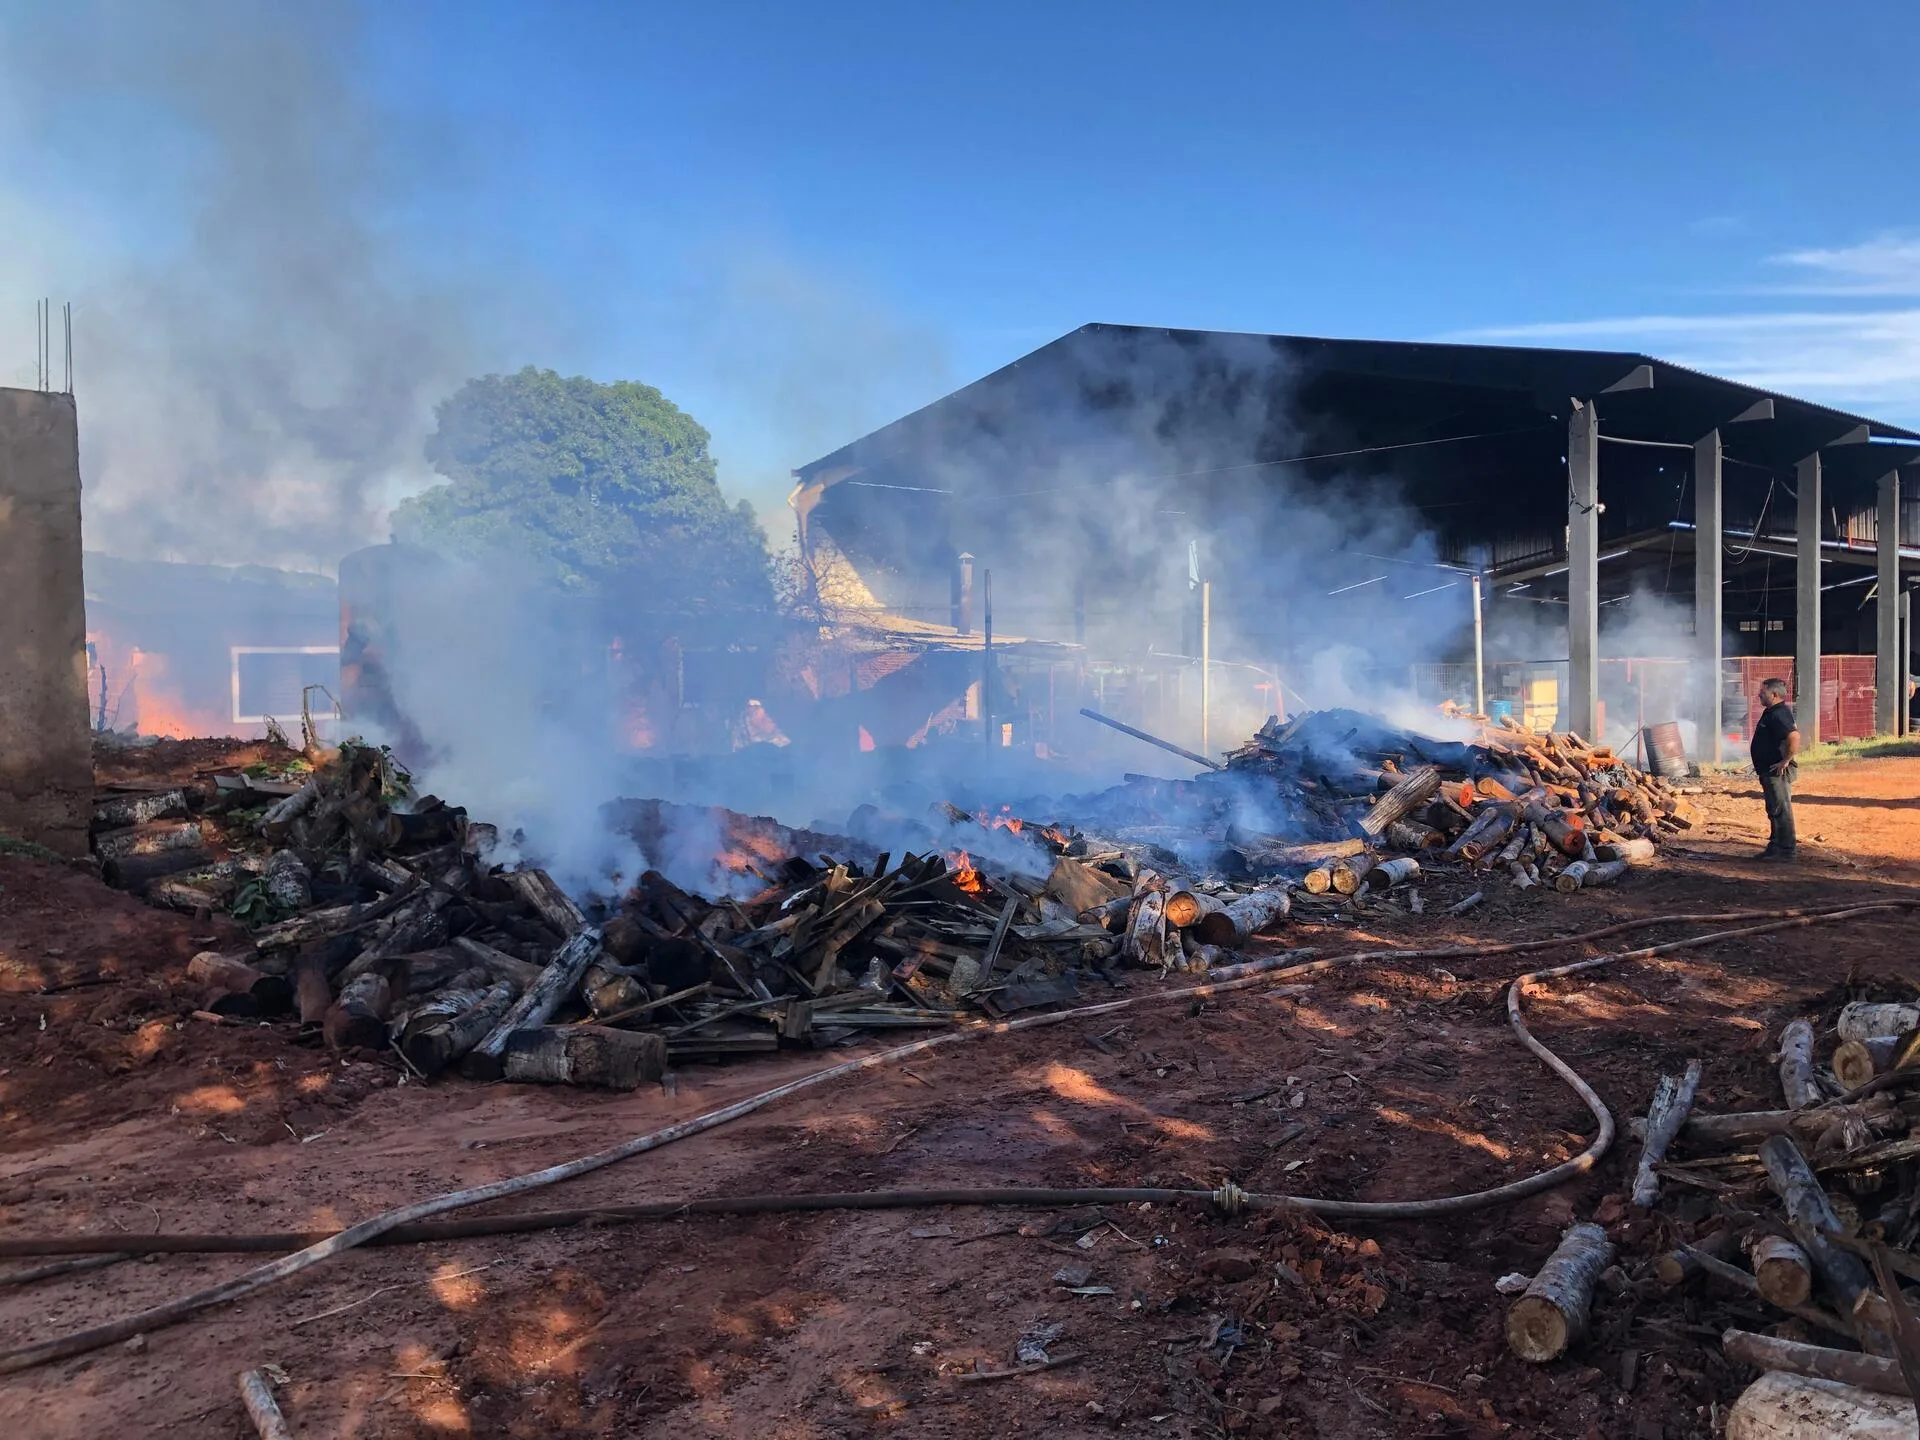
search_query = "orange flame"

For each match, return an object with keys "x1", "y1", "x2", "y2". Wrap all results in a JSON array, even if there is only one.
[{"x1": 950, "y1": 850, "x2": 985, "y2": 894}]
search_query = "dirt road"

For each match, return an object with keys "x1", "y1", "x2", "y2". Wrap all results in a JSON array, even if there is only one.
[{"x1": 3, "y1": 754, "x2": 1918, "y2": 1438}]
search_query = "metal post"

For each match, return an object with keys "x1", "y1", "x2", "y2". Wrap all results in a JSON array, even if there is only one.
[
  {"x1": 981, "y1": 568, "x2": 993, "y2": 751},
  {"x1": 1795, "y1": 453, "x2": 1822, "y2": 747},
  {"x1": 1072, "y1": 575, "x2": 1087, "y2": 647},
  {"x1": 1200, "y1": 580, "x2": 1212, "y2": 754},
  {"x1": 1693, "y1": 429, "x2": 1724, "y2": 763},
  {"x1": 1567, "y1": 400, "x2": 1601, "y2": 739},
  {"x1": 1903, "y1": 588, "x2": 1914, "y2": 738},
  {"x1": 1877, "y1": 470, "x2": 1901, "y2": 735},
  {"x1": 954, "y1": 552, "x2": 974, "y2": 635},
  {"x1": 1470, "y1": 573, "x2": 1485, "y2": 717}
]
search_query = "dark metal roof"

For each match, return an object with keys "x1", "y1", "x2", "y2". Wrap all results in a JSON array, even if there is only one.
[{"x1": 800, "y1": 324, "x2": 1919, "y2": 485}]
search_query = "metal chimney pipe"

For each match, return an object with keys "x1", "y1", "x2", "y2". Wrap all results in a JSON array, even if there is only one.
[{"x1": 953, "y1": 552, "x2": 974, "y2": 635}]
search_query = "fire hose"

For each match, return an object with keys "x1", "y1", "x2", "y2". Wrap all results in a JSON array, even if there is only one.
[{"x1": 1, "y1": 900, "x2": 1914, "y2": 1375}]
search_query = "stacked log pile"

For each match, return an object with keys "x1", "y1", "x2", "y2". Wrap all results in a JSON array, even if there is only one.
[{"x1": 1071, "y1": 708, "x2": 1697, "y2": 902}]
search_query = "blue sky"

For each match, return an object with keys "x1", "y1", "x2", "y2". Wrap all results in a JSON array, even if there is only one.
[{"x1": 4, "y1": 1, "x2": 1918, "y2": 563}]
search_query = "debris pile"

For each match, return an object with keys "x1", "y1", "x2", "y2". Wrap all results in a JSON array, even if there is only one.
[{"x1": 1516, "y1": 1003, "x2": 1920, "y2": 1429}]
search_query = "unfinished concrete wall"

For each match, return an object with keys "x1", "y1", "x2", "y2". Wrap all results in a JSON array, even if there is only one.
[{"x1": 0, "y1": 388, "x2": 92, "y2": 855}]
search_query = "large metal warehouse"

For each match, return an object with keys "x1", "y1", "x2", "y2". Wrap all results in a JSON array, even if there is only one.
[{"x1": 793, "y1": 324, "x2": 1920, "y2": 764}]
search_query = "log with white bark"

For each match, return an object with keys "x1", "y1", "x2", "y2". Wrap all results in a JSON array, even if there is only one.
[
  {"x1": 1506, "y1": 1222, "x2": 1615, "y2": 1362},
  {"x1": 1758, "y1": 1135, "x2": 1881, "y2": 1336},
  {"x1": 461, "y1": 927, "x2": 605, "y2": 1080},
  {"x1": 1595, "y1": 836, "x2": 1657, "y2": 864},
  {"x1": 93, "y1": 820, "x2": 205, "y2": 861},
  {"x1": 257, "y1": 779, "x2": 319, "y2": 839},
  {"x1": 1358, "y1": 764, "x2": 1442, "y2": 838},
  {"x1": 503, "y1": 869, "x2": 587, "y2": 938},
  {"x1": 1329, "y1": 853, "x2": 1377, "y2": 896},
  {"x1": 237, "y1": 1368, "x2": 294, "y2": 1440},
  {"x1": 1630, "y1": 1058, "x2": 1703, "y2": 1208},
  {"x1": 1722, "y1": 1328, "x2": 1907, "y2": 1398},
  {"x1": 1552, "y1": 858, "x2": 1628, "y2": 893},
  {"x1": 1362, "y1": 856, "x2": 1421, "y2": 891},
  {"x1": 1162, "y1": 888, "x2": 1225, "y2": 930},
  {"x1": 1834, "y1": 1036, "x2": 1907, "y2": 1092},
  {"x1": 1124, "y1": 891, "x2": 1168, "y2": 968},
  {"x1": 323, "y1": 970, "x2": 396, "y2": 1052},
  {"x1": 1445, "y1": 890, "x2": 1484, "y2": 917},
  {"x1": 1840, "y1": 1002, "x2": 1920, "y2": 1043},
  {"x1": 92, "y1": 789, "x2": 188, "y2": 831},
  {"x1": 1192, "y1": 886, "x2": 1291, "y2": 948},
  {"x1": 102, "y1": 846, "x2": 214, "y2": 895},
  {"x1": 1724, "y1": 1372, "x2": 1916, "y2": 1440},
  {"x1": 261, "y1": 850, "x2": 312, "y2": 910},
  {"x1": 1748, "y1": 1235, "x2": 1816, "y2": 1309},
  {"x1": 400, "y1": 982, "x2": 516, "y2": 1078},
  {"x1": 1779, "y1": 1019, "x2": 1823, "y2": 1109},
  {"x1": 502, "y1": 1025, "x2": 667, "y2": 1090}
]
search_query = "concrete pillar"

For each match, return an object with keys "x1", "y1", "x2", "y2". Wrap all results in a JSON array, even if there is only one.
[
  {"x1": 1693, "y1": 429, "x2": 1724, "y2": 763},
  {"x1": 1878, "y1": 470, "x2": 1902, "y2": 735},
  {"x1": 1567, "y1": 400, "x2": 1600, "y2": 739},
  {"x1": 0, "y1": 388, "x2": 92, "y2": 855},
  {"x1": 1795, "y1": 453, "x2": 1822, "y2": 746}
]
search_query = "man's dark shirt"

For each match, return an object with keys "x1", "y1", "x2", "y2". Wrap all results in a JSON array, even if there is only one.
[{"x1": 1751, "y1": 701, "x2": 1796, "y2": 772}]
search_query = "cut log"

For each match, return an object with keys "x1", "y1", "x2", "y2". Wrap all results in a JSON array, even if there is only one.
[
  {"x1": 323, "y1": 970, "x2": 395, "y2": 1052},
  {"x1": 92, "y1": 820, "x2": 205, "y2": 861},
  {"x1": 502, "y1": 1025, "x2": 667, "y2": 1090},
  {"x1": 1725, "y1": 1373, "x2": 1917, "y2": 1440},
  {"x1": 1124, "y1": 891, "x2": 1168, "y2": 967},
  {"x1": 1839, "y1": 1002, "x2": 1920, "y2": 1044},
  {"x1": 1596, "y1": 836, "x2": 1657, "y2": 864},
  {"x1": 261, "y1": 850, "x2": 312, "y2": 910},
  {"x1": 1553, "y1": 858, "x2": 1628, "y2": 893},
  {"x1": 1163, "y1": 888, "x2": 1225, "y2": 930},
  {"x1": 1384, "y1": 821, "x2": 1442, "y2": 851},
  {"x1": 1301, "y1": 864, "x2": 1334, "y2": 895},
  {"x1": 1749, "y1": 1235, "x2": 1816, "y2": 1309},
  {"x1": 1654, "y1": 1227, "x2": 1736, "y2": 1288},
  {"x1": 462, "y1": 927, "x2": 605, "y2": 1080},
  {"x1": 92, "y1": 789, "x2": 188, "y2": 831},
  {"x1": 1631, "y1": 1058, "x2": 1704, "y2": 1208},
  {"x1": 258, "y1": 779, "x2": 319, "y2": 839},
  {"x1": 1358, "y1": 764, "x2": 1442, "y2": 838},
  {"x1": 1446, "y1": 806, "x2": 1516, "y2": 862},
  {"x1": 237, "y1": 1368, "x2": 294, "y2": 1440},
  {"x1": 400, "y1": 982, "x2": 515, "y2": 1077},
  {"x1": 503, "y1": 869, "x2": 587, "y2": 938},
  {"x1": 1445, "y1": 890, "x2": 1485, "y2": 917},
  {"x1": 1759, "y1": 1135, "x2": 1881, "y2": 1335},
  {"x1": 1835, "y1": 1036, "x2": 1908, "y2": 1092},
  {"x1": 1506, "y1": 1222, "x2": 1615, "y2": 1362},
  {"x1": 581, "y1": 960, "x2": 646, "y2": 1017},
  {"x1": 1653, "y1": 1100, "x2": 1900, "y2": 1151},
  {"x1": 1779, "y1": 1019, "x2": 1823, "y2": 1109},
  {"x1": 1722, "y1": 1329, "x2": 1907, "y2": 1398},
  {"x1": 1362, "y1": 856, "x2": 1421, "y2": 891},
  {"x1": 102, "y1": 846, "x2": 214, "y2": 895},
  {"x1": 1329, "y1": 853, "x2": 1377, "y2": 896},
  {"x1": 1191, "y1": 886, "x2": 1291, "y2": 948},
  {"x1": 187, "y1": 951, "x2": 293, "y2": 1015}
]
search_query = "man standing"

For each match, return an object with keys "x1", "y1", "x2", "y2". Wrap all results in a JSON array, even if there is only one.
[{"x1": 1749, "y1": 677, "x2": 1800, "y2": 861}]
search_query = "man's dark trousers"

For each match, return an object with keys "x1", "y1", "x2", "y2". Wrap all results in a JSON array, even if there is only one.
[{"x1": 1761, "y1": 765, "x2": 1797, "y2": 855}]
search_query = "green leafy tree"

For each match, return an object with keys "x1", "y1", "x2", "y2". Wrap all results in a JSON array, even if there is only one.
[{"x1": 392, "y1": 367, "x2": 774, "y2": 614}]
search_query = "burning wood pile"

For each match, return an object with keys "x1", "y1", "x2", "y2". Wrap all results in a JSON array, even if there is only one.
[
  {"x1": 84, "y1": 743, "x2": 1148, "y2": 1085},
  {"x1": 1076, "y1": 708, "x2": 1700, "y2": 902},
  {"x1": 1530, "y1": 1003, "x2": 1920, "y2": 1429}
]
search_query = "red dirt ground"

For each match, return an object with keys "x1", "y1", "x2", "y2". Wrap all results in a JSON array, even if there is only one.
[{"x1": 3, "y1": 751, "x2": 1919, "y2": 1438}]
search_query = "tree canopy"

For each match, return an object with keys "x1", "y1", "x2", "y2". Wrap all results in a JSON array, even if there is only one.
[{"x1": 392, "y1": 367, "x2": 774, "y2": 614}]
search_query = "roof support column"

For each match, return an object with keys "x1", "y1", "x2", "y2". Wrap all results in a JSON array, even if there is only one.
[
  {"x1": 1877, "y1": 469, "x2": 1902, "y2": 735},
  {"x1": 1795, "y1": 453, "x2": 1822, "y2": 747},
  {"x1": 1567, "y1": 400, "x2": 1600, "y2": 739},
  {"x1": 1693, "y1": 429, "x2": 1723, "y2": 764}
]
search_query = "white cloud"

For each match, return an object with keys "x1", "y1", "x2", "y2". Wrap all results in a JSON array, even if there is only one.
[
  {"x1": 1767, "y1": 235, "x2": 1920, "y2": 296},
  {"x1": 1452, "y1": 235, "x2": 1920, "y2": 426}
]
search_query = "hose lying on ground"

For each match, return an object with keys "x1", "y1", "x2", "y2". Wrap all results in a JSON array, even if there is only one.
[{"x1": 1, "y1": 899, "x2": 1913, "y2": 1375}]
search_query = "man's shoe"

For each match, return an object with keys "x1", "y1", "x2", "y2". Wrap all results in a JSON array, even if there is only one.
[{"x1": 1754, "y1": 847, "x2": 1778, "y2": 860}]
